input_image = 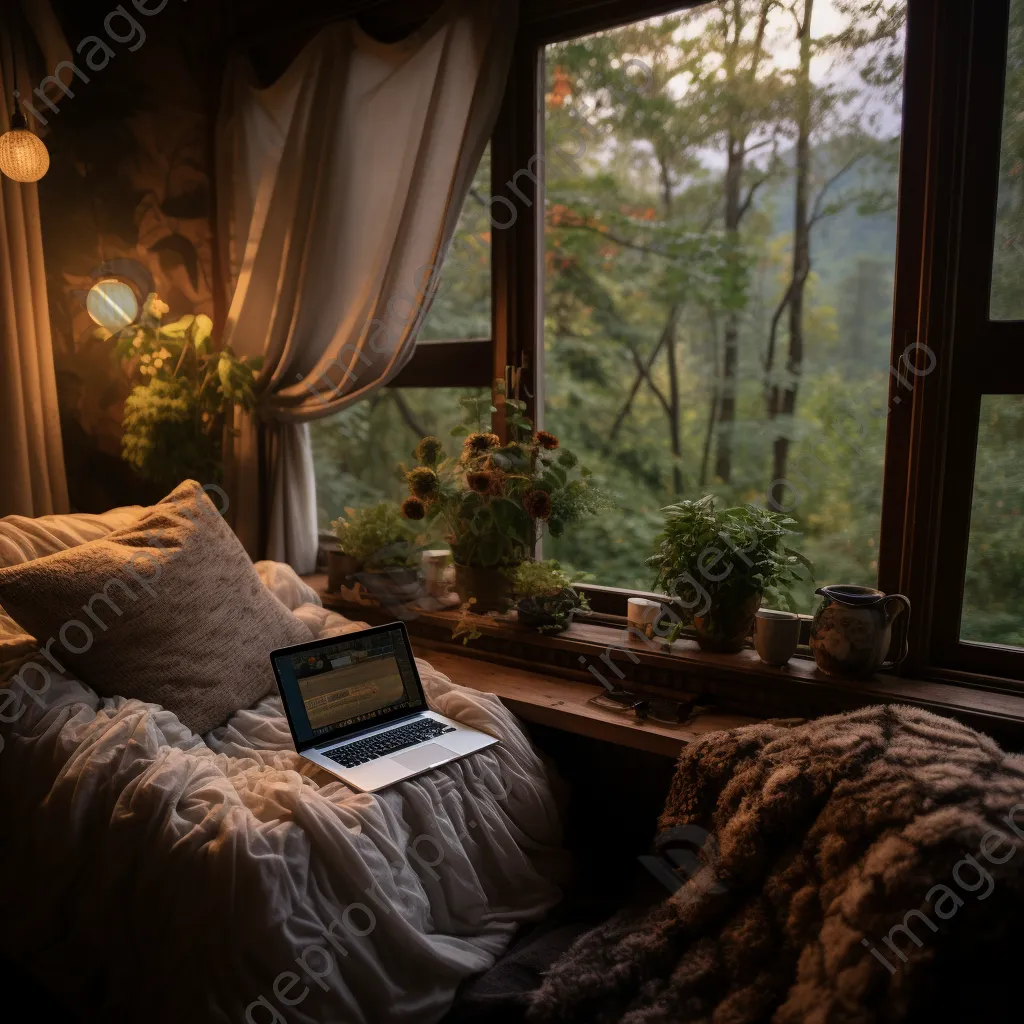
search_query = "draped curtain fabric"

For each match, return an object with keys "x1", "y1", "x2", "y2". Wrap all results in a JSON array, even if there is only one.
[
  {"x1": 217, "y1": 0, "x2": 517, "y2": 573},
  {"x1": 0, "y1": 0, "x2": 70, "y2": 518}
]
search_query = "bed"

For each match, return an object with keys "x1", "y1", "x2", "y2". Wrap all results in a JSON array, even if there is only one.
[{"x1": 0, "y1": 502, "x2": 565, "y2": 1024}]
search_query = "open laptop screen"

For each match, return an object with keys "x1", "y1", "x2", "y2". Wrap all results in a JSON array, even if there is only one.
[{"x1": 272, "y1": 624, "x2": 425, "y2": 750}]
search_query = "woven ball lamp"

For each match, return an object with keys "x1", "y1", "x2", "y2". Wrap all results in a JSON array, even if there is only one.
[{"x1": 0, "y1": 105, "x2": 49, "y2": 183}]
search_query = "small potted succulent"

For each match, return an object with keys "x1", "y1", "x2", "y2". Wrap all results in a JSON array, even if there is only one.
[
  {"x1": 329, "y1": 503, "x2": 420, "y2": 597},
  {"x1": 507, "y1": 560, "x2": 590, "y2": 633},
  {"x1": 647, "y1": 496, "x2": 812, "y2": 653},
  {"x1": 400, "y1": 386, "x2": 606, "y2": 613}
]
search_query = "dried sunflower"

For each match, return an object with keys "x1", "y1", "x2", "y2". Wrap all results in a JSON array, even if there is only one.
[
  {"x1": 523, "y1": 489, "x2": 553, "y2": 520},
  {"x1": 467, "y1": 471, "x2": 492, "y2": 494},
  {"x1": 401, "y1": 496, "x2": 426, "y2": 520},
  {"x1": 534, "y1": 431, "x2": 559, "y2": 450},
  {"x1": 464, "y1": 431, "x2": 500, "y2": 452},
  {"x1": 415, "y1": 436, "x2": 445, "y2": 465},
  {"x1": 407, "y1": 466, "x2": 439, "y2": 498}
]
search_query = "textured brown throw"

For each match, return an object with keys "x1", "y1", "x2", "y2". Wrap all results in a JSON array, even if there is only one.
[
  {"x1": 529, "y1": 705, "x2": 1024, "y2": 1024},
  {"x1": 0, "y1": 480, "x2": 310, "y2": 735}
]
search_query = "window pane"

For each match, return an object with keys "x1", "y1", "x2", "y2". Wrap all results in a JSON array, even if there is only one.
[
  {"x1": 960, "y1": 395, "x2": 1024, "y2": 648},
  {"x1": 419, "y1": 146, "x2": 492, "y2": 340},
  {"x1": 542, "y1": 1, "x2": 906, "y2": 605},
  {"x1": 991, "y1": 0, "x2": 1024, "y2": 321},
  {"x1": 311, "y1": 387, "x2": 488, "y2": 530}
]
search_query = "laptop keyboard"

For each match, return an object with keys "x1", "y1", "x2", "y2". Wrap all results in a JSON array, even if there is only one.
[{"x1": 324, "y1": 719, "x2": 456, "y2": 769}]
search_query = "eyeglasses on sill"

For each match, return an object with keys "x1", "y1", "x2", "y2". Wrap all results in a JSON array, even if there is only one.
[{"x1": 587, "y1": 688, "x2": 706, "y2": 725}]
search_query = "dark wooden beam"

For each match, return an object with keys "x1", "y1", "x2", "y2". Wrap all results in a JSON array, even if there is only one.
[{"x1": 390, "y1": 339, "x2": 492, "y2": 388}]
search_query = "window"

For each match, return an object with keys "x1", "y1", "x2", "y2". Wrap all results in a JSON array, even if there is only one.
[
  {"x1": 311, "y1": 0, "x2": 1024, "y2": 690},
  {"x1": 913, "y1": 0, "x2": 1024, "y2": 681},
  {"x1": 491, "y1": 0, "x2": 1024, "y2": 684},
  {"x1": 419, "y1": 146, "x2": 492, "y2": 341},
  {"x1": 991, "y1": 0, "x2": 1024, "y2": 321},
  {"x1": 539, "y1": 3, "x2": 906, "y2": 607},
  {"x1": 961, "y1": 395, "x2": 1024, "y2": 648},
  {"x1": 311, "y1": 387, "x2": 489, "y2": 529},
  {"x1": 313, "y1": 148, "x2": 493, "y2": 535}
]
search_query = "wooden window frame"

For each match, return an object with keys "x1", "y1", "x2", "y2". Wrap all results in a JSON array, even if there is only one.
[
  {"x1": 486, "y1": 0, "x2": 1024, "y2": 689},
  {"x1": 877, "y1": 0, "x2": 1024, "y2": 686}
]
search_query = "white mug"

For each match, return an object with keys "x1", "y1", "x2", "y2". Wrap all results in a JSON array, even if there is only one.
[{"x1": 627, "y1": 597, "x2": 663, "y2": 638}]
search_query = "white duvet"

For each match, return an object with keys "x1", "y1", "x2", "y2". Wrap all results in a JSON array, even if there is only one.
[{"x1": 0, "y1": 562, "x2": 564, "y2": 1024}]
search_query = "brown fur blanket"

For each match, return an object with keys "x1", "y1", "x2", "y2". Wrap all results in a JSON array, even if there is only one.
[{"x1": 529, "y1": 705, "x2": 1024, "y2": 1024}]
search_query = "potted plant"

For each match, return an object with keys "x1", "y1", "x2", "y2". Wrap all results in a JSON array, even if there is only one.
[
  {"x1": 399, "y1": 387, "x2": 606, "y2": 613},
  {"x1": 507, "y1": 560, "x2": 590, "y2": 633},
  {"x1": 107, "y1": 293, "x2": 263, "y2": 488},
  {"x1": 329, "y1": 503, "x2": 420, "y2": 597},
  {"x1": 647, "y1": 496, "x2": 812, "y2": 653}
]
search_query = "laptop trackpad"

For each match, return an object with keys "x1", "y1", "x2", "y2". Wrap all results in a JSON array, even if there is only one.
[{"x1": 392, "y1": 743, "x2": 453, "y2": 772}]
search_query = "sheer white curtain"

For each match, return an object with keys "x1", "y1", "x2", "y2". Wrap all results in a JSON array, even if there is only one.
[
  {"x1": 0, "y1": 0, "x2": 70, "y2": 518},
  {"x1": 217, "y1": 0, "x2": 516, "y2": 573}
]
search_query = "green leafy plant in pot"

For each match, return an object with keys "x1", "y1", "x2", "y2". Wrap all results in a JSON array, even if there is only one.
[
  {"x1": 330, "y1": 503, "x2": 421, "y2": 600},
  {"x1": 507, "y1": 560, "x2": 590, "y2": 634},
  {"x1": 647, "y1": 496, "x2": 812, "y2": 653},
  {"x1": 107, "y1": 293, "x2": 263, "y2": 489},
  {"x1": 400, "y1": 387, "x2": 606, "y2": 613}
]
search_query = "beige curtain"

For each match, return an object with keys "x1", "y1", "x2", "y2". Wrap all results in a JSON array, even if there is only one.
[
  {"x1": 0, "y1": 0, "x2": 70, "y2": 518},
  {"x1": 217, "y1": 0, "x2": 516, "y2": 573}
]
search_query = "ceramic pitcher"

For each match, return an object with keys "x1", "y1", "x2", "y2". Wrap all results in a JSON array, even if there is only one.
[{"x1": 810, "y1": 585, "x2": 911, "y2": 678}]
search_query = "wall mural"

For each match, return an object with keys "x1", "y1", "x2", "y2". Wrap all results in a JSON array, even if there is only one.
[{"x1": 37, "y1": 19, "x2": 217, "y2": 512}]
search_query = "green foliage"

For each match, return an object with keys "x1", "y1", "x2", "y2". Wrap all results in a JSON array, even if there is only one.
[
  {"x1": 110, "y1": 294, "x2": 261, "y2": 488},
  {"x1": 541, "y1": 1, "x2": 904, "y2": 604},
  {"x1": 506, "y1": 559, "x2": 591, "y2": 634},
  {"x1": 420, "y1": 148, "x2": 493, "y2": 341},
  {"x1": 647, "y1": 496, "x2": 812, "y2": 621},
  {"x1": 506, "y1": 558, "x2": 586, "y2": 597},
  {"x1": 991, "y1": 0, "x2": 1024, "y2": 320},
  {"x1": 961, "y1": 396, "x2": 1024, "y2": 647},
  {"x1": 330, "y1": 503, "x2": 418, "y2": 569}
]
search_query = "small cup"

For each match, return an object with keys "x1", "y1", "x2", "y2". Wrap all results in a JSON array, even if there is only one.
[
  {"x1": 627, "y1": 597, "x2": 663, "y2": 639},
  {"x1": 421, "y1": 550, "x2": 451, "y2": 597},
  {"x1": 754, "y1": 609, "x2": 801, "y2": 667}
]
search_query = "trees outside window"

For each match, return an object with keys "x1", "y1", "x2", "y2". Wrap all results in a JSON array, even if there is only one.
[{"x1": 541, "y1": 0, "x2": 906, "y2": 606}]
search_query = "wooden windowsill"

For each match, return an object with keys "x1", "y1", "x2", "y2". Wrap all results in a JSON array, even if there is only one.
[
  {"x1": 420, "y1": 646, "x2": 758, "y2": 758},
  {"x1": 303, "y1": 575, "x2": 1024, "y2": 748}
]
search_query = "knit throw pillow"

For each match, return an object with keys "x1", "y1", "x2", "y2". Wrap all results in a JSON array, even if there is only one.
[{"x1": 0, "y1": 480, "x2": 311, "y2": 735}]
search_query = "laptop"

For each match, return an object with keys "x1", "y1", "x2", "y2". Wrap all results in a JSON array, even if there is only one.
[{"x1": 270, "y1": 621, "x2": 497, "y2": 792}]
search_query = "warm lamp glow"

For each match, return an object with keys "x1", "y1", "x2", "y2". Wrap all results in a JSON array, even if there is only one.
[
  {"x1": 0, "y1": 110, "x2": 49, "y2": 183},
  {"x1": 87, "y1": 279, "x2": 139, "y2": 331}
]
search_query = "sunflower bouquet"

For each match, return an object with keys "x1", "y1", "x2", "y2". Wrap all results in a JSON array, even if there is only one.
[{"x1": 400, "y1": 390, "x2": 605, "y2": 577}]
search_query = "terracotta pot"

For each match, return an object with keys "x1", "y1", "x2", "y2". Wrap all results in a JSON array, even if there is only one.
[
  {"x1": 692, "y1": 592, "x2": 761, "y2": 653},
  {"x1": 454, "y1": 564, "x2": 513, "y2": 614},
  {"x1": 327, "y1": 550, "x2": 361, "y2": 593}
]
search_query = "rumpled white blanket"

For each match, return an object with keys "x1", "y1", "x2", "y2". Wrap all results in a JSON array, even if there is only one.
[{"x1": 0, "y1": 563, "x2": 564, "y2": 1024}]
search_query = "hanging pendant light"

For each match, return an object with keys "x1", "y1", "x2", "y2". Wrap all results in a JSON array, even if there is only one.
[{"x1": 0, "y1": 100, "x2": 49, "y2": 183}]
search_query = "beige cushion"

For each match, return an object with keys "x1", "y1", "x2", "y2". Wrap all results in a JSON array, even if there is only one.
[
  {"x1": 0, "y1": 481, "x2": 311, "y2": 735},
  {"x1": 0, "y1": 505, "x2": 145, "y2": 568},
  {"x1": 0, "y1": 504, "x2": 147, "y2": 647}
]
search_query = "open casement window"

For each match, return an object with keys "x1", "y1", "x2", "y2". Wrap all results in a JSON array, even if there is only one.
[
  {"x1": 879, "y1": 0, "x2": 1024, "y2": 684},
  {"x1": 492, "y1": 0, "x2": 1024, "y2": 686}
]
